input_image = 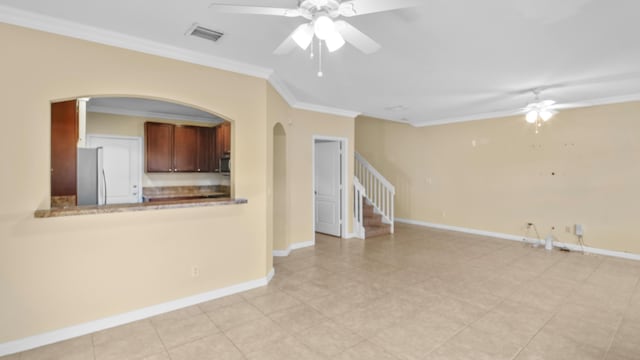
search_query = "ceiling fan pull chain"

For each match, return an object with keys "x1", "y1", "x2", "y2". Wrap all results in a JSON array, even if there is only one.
[
  {"x1": 310, "y1": 38, "x2": 315, "y2": 59},
  {"x1": 317, "y1": 39, "x2": 324, "y2": 77}
]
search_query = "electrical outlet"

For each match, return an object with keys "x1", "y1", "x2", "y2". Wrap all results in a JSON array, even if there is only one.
[
  {"x1": 191, "y1": 266, "x2": 200, "y2": 277},
  {"x1": 575, "y1": 224, "x2": 584, "y2": 236}
]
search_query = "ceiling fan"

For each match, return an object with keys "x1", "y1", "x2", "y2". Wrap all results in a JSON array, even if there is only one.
[
  {"x1": 210, "y1": 0, "x2": 420, "y2": 55},
  {"x1": 521, "y1": 89, "x2": 562, "y2": 133}
]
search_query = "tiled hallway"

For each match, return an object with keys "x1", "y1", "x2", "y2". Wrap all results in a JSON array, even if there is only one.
[{"x1": 4, "y1": 223, "x2": 640, "y2": 359}]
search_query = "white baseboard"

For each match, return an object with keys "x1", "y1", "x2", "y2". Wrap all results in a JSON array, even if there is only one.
[
  {"x1": 272, "y1": 249, "x2": 292, "y2": 257},
  {"x1": 272, "y1": 239, "x2": 315, "y2": 257},
  {"x1": 395, "y1": 218, "x2": 640, "y2": 262},
  {"x1": 0, "y1": 268, "x2": 275, "y2": 357}
]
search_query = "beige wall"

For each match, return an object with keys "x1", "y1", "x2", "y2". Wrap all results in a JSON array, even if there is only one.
[
  {"x1": 0, "y1": 22, "x2": 356, "y2": 346},
  {"x1": 356, "y1": 101, "x2": 640, "y2": 255},
  {"x1": 86, "y1": 111, "x2": 229, "y2": 187},
  {"x1": 266, "y1": 86, "x2": 356, "y2": 252}
]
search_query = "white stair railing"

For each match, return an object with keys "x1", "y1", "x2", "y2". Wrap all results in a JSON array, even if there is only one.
[
  {"x1": 353, "y1": 177, "x2": 366, "y2": 239},
  {"x1": 354, "y1": 152, "x2": 395, "y2": 233}
]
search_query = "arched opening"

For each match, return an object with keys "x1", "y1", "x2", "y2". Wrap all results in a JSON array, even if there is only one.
[
  {"x1": 50, "y1": 96, "x2": 232, "y2": 207},
  {"x1": 272, "y1": 123, "x2": 288, "y2": 252}
]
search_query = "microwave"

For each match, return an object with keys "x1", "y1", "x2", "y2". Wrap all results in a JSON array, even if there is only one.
[{"x1": 219, "y1": 153, "x2": 230, "y2": 174}]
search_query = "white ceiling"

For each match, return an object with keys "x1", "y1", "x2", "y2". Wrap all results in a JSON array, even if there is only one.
[{"x1": 2, "y1": 0, "x2": 640, "y2": 126}]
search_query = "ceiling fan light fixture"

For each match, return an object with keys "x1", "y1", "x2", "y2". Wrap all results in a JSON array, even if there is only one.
[
  {"x1": 325, "y1": 31, "x2": 345, "y2": 52},
  {"x1": 314, "y1": 15, "x2": 336, "y2": 40},
  {"x1": 539, "y1": 109, "x2": 555, "y2": 121},
  {"x1": 292, "y1": 23, "x2": 314, "y2": 49},
  {"x1": 526, "y1": 110, "x2": 538, "y2": 124}
]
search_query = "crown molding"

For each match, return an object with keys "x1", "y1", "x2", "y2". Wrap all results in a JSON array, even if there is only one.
[
  {"x1": 87, "y1": 105, "x2": 224, "y2": 124},
  {"x1": 407, "y1": 93, "x2": 640, "y2": 128},
  {"x1": 292, "y1": 100, "x2": 360, "y2": 119},
  {"x1": 268, "y1": 74, "x2": 360, "y2": 118},
  {"x1": 0, "y1": 5, "x2": 356, "y2": 120},
  {"x1": 0, "y1": 5, "x2": 274, "y2": 79}
]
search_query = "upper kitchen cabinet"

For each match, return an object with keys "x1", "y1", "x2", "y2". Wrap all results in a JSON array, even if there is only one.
[
  {"x1": 196, "y1": 127, "x2": 214, "y2": 172},
  {"x1": 145, "y1": 122, "x2": 215, "y2": 173},
  {"x1": 173, "y1": 125, "x2": 198, "y2": 172},
  {"x1": 213, "y1": 122, "x2": 231, "y2": 172},
  {"x1": 145, "y1": 122, "x2": 174, "y2": 172},
  {"x1": 51, "y1": 100, "x2": 78, "y2": 205}
]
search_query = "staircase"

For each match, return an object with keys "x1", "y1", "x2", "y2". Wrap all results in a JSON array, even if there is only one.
[
  {"x1": 363, "y1": 200, "x2": 392, "y2": 238},
  {"x1": 353, "y1": 152, "x2": 395, "y2": 239}
]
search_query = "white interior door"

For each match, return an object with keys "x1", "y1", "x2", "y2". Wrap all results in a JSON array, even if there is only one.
[
  {"x1": 87, "y1": 135, "x2": 141, "y2": 204},
  {"x1": 315, "y1": 141, "x2": 342, "y2": 237}
]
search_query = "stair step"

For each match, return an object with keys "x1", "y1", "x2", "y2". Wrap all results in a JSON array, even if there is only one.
[
  {"x1": 361, "y1": 199, "x2": 391, "y2": 238},
  {"x1": 364, "y1": 216, "x2": 383, "y2": 226},
  {"x1": 365, "y1": 223, "x2": 391, "y2": 238}
]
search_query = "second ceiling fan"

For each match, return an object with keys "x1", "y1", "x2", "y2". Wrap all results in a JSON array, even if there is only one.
[{"x1": 210, "y1": 0, "x2": 419, "y2": 55}]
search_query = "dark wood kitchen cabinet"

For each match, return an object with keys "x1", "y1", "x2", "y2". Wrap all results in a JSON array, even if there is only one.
[
  {"x1": 213, "y1": 122, "x2": 231, "y2": 172},
  {"x1": 196, "y1": 127, "x2": 214, "y2": 172},
  {"x1": 145, "y1": 122, "x2": 174, "y2": 172},
  {"x1": 173, "y1": 126, "x2": 198, "y2": 172},
  {"x1": 51, "y1": 100, "x2": 78, "y2": 202},
  {"x1": 145, "y1": 122, "x2": 215, "y2": 173}
]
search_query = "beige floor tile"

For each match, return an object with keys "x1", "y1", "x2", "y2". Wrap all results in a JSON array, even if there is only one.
[
  {"x1": 471, "y1": 300, "x2": 554, "y2": 346},
  {"x1": 239, "y1": 284, "x2": 280, "y2": 300},
  {"x1": 306, "y1": 284, "x2": 390, "y2": 317},
  {"x1": 426, "y1": 327, "x2": 522, "y2": 360},
  {"x1": 151, "y1": 305, "x2": 202, "y2": 322},
  {"x1": 93, "y1": 320, "x2": 165, "y2": 360},
  {"x1": 296, "y1": 321, "x2": 362, "y2": 357},
  {"x1": 441, "y1": 283, "x2": 504, "y2": 310},
  {"x1": 141, "y1": 352, "x2": 170, "y2": 360},
  {"x1": 605, "y1": 351, "x2": 638, "y2": 360},
  {"x1": 541, "y1": 310, "x2": 620, "y2": 352},
  {"x1": 168, "y1": 334, "x2": 244, "y2": 360},
  {"x1": 515, "y1": 330, "x2": 605, "y2": 360},
  {"x1": 247, "y1": 290, "x2": 302, "y2": 314},
  {"x1": 335, "y1": 295, "x2": 418, "y2": 338},
  {"x1": 152, "y1": 313, "x2": 219, "y2": 349},
  {"x1": 20, "y1": 335, "x2": 94, "y2": 360},
  {"x1": 244, "y1": 336, "x2": 326, "y2": 360},
  {"x1": 198, "y1": 294, "x2": 245, "y2": 313},
  {"x1": 371, "y1": 312, "x2": 466, "y2": 360},
  {"x1": 429, "y1": 296, "x2": 488, "y2": 325},
  {"x1": 268, "y1": 304, "x2": 328, "y2": 333},
  {"x1": 607, "y1": 320, "x2": 640, "y2": 358},
  {"x1": 206, "y1": 301, "x2": 265, "y2": 331},
  {"x1": 333, "y1": 341, "x2": 400, "y2": 360},
  {"x1": 10, "y1": 227, "x2": 640, "y2": 360},
  {"x1": 224, "y1": 317, "x2": 289, "y2": 355}
]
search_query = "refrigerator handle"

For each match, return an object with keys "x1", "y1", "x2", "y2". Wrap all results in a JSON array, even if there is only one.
[{"x1": 101, "y1": 169, "x2": 108, "y2": 205}]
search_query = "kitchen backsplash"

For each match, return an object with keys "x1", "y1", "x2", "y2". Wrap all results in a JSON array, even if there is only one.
[{"x1": 143, "y1": 172, "x2": 230, "y2": 187}]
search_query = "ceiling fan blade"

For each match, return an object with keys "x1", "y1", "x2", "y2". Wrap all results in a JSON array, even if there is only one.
[
  {"x1": 339, "y1": 0, "x2": 420, "y2": 17},
  {"x1": 209, "y1": 4, "x2": 300, "y2": 17},
  {"x1": 335, "y1": 20, "x2": 381, "y2": 54},
  {"x1": 540, "y1": 100, "x2": 556, "y2": 107}
]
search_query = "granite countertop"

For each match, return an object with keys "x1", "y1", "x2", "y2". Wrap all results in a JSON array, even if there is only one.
[{"x1": 34, "y1": 198, "x2": 247, "y2": 218}]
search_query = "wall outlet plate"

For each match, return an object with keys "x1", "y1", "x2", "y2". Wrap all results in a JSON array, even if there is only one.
[{"x1": 575, "y1": 224, "x2": 584, "y2": 236}]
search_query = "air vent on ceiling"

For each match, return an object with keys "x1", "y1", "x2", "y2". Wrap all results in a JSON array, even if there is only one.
[{"x1": 187, "y1": 23, "x2": 224, "y2": 42}]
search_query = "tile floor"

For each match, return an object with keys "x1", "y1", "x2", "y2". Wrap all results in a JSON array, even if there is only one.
[{"x1": 3, "y1": 223, "x2": 640, "y2": 359}]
